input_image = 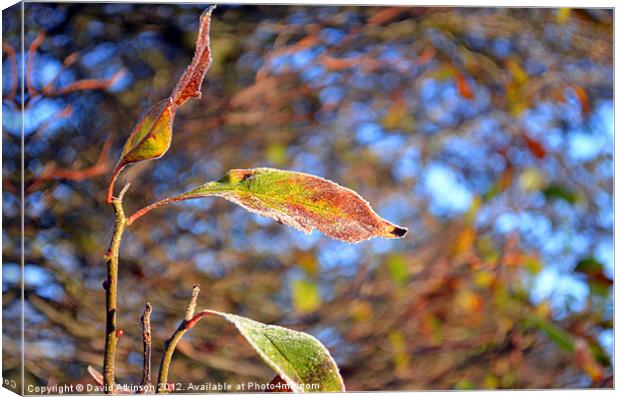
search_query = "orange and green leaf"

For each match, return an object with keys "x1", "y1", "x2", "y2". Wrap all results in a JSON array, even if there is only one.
[
  {"x1": 128, "y1": 168, "x2": 408, "y2": 243},
  {"x1": 120, "y1": 99, "x2": 175, "y2": 165},
  {"x1": 107, "y1": 98, "x2": 175, "y2": 202}
]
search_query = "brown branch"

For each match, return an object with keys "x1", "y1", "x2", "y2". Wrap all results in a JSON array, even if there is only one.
[
  {"x1": 31, "y1": 104, "x2": 74, "y2": 139},
  {"x1": 156, "y1": 285, "x2": 200, "y2": 394},
  {"x1": 26, "y1": 135, "x2": 113, "y2": 194},
  {"x1": 48, "y1": 69, "x2": 126, "y2": 97},
  {"x1": 22, "y1": 31, "x2": 126, "y2": 100},
  {"x1": 41, "y1": 52, "x2": 79, "y2": 95},
  {"x1": 47, "y1": 136, "x2": 111, "y2": 181},
  {"x1": 2, "y1": 41, "x2": 18, "y2": 100},
  {"x1": 3, "y1": 177, "x2": 17, "y2": 194},
  {"x1": 26, "y1": 32, "x2": 45, "y2": 98},
  {"x1": 140, "y1": 303, "x2": 153, "y2": 392},
  {"x1": 102, "y1": 182, "x2": 130, "y2": 394}
]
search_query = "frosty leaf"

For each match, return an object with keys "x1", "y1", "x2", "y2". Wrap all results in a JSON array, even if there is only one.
[
  {"x1": 171, "y1": 5, "x2": 216, "y2": 107},
  {"x1": 118, "y1": 98, "x2": 175, "y2": 167},
  {"x1": 107, "y1": 99, "x2": 175, "y2": 202},
  {"x1": 173, "y1": 168, "x2": 407, "y2": 243},
  {"x1": 191, "y1": 310, "x2": 345, "y2": 392},
  {"x1": 107, "y1": 7, "x2": 215, "y2": 201}
]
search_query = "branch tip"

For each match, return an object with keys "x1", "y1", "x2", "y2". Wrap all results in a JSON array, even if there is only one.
[
  {"x1": 157, "y1": 285, "x2": 204, "y2": 392},
  {"x1": 118, "y1": 182, "x2": 132, "y2": 200},
  {"x1": 184, "y1": 285, "x2": 201, "y2": 321},
  {"x1": 205, "y1": 4, "x2": 217, "y2": 15}
]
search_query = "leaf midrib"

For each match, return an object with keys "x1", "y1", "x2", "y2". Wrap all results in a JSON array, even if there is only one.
[
  {"x1": 188, "y1": 185, "x2": 362, "y2": 226},
  {"x1": 261, "y1": 330, "x2": 306, "y2": 388}
]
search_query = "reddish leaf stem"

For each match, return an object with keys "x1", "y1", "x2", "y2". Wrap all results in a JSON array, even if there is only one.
[
  {"x1": 106, "y1": 165, "x2": 123, "y2": 204},
  {"x1": 126, "y1": 195, "x2": 197, "y2": 226},
  {"x1": 184, "y1": 310, "x2": 213, "y2": 330}
]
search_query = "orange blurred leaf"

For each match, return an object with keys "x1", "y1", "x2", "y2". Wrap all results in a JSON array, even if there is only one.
[
  {"x1": 569, "y1": 84, "x2": 591, "y2": 115},
  {"x1": 290, "y1": 34, "x2": 318, "y2": 52},
  {"x1": 574, "y1": 339, "x2": 604, "y2": 382},
  {"x1": 452, "y1": 227, "x2": 476, "y2": 257},
  {"x1": 456, "y1": 289, "x2": 483, "y2": 313},
  {"x1": 455, "y1": 73, "x2": 474, "y2": 99},
  {"x1": 416, "y1": 47, "x2": 436, "y2": 66},
  {"x1": 320, "y1": 55, "x2": 361, "y2": 71},
  {"x1": 368, "y1": 7, "x2": 409, "y2": 25}
]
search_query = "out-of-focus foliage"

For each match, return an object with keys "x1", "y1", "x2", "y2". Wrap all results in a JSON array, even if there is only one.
[{"x1": 2, "y1": 3, "x2": 613, "y2": 391}]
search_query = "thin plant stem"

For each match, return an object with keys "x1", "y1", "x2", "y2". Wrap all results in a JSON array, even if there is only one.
[
  {"x1": 156, "y1": 285, "x2": 200, "y2": 394},
  {"x1": 126, "y1": 196, "x2": 190, "y2": 226},
  {"x1": 106, "y1": 165, "x2": 123, "y2": 204},
  {"x1": 102, "y1": 183, "x2": 130, "y2": 394},
  {"x1": 140, "y1": 302, "x2": 153, "y2": 392}
]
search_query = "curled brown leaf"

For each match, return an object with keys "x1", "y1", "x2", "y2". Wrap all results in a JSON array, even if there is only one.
[{"x1": 171, "y1": 5, "x2": 216, "y2": 107}]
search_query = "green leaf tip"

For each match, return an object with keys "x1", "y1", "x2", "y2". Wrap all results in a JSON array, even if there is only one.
[{"x1": 196, "y1": 310, "x2": 345, "y2": 392}]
